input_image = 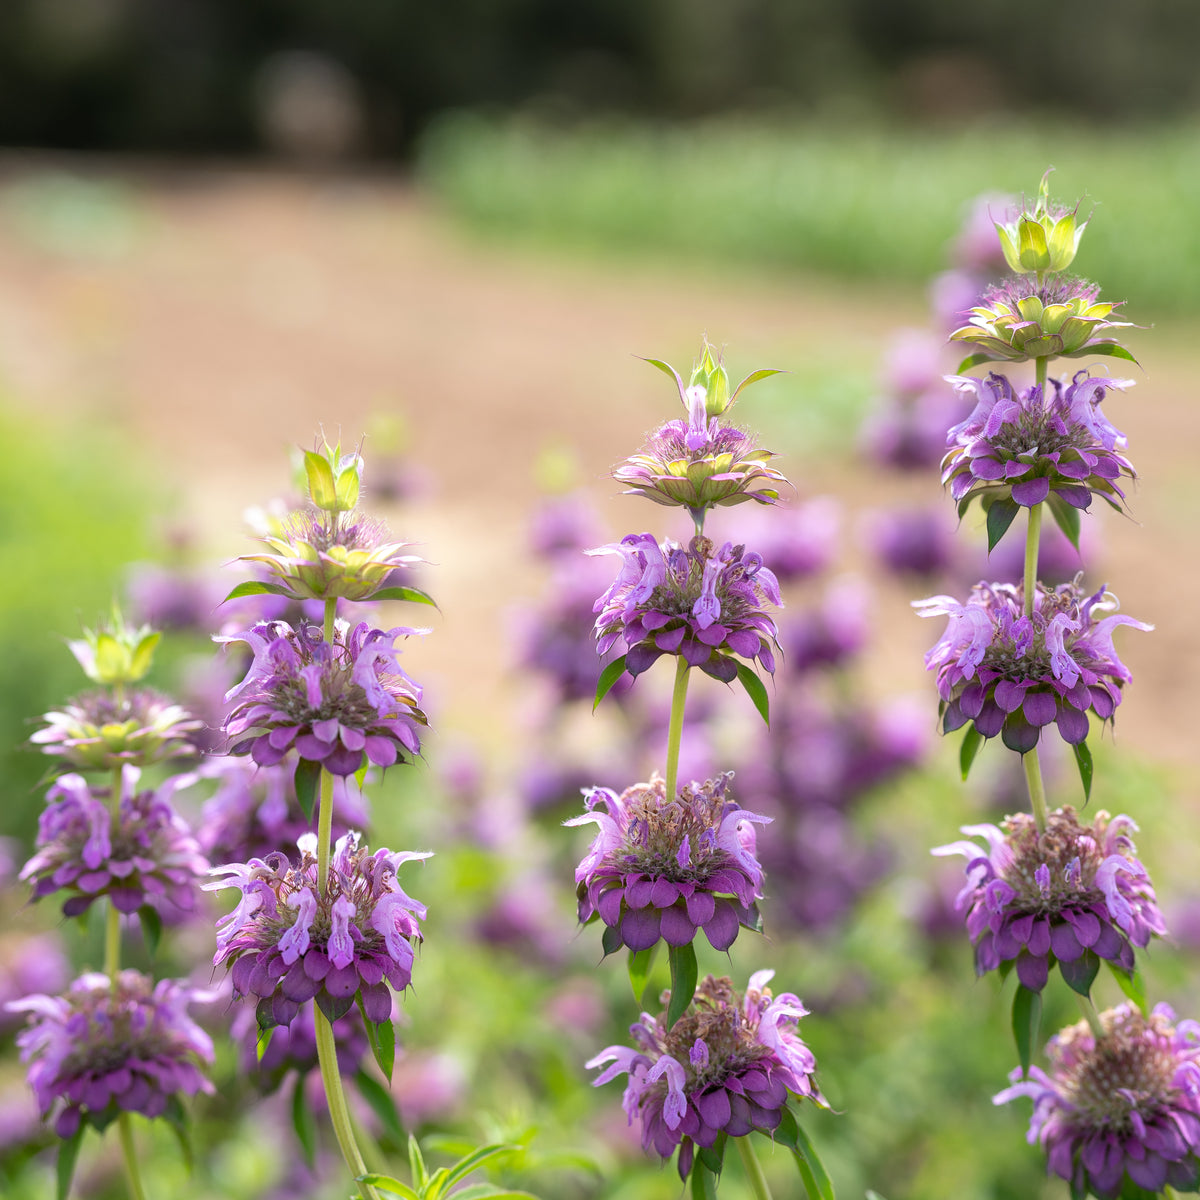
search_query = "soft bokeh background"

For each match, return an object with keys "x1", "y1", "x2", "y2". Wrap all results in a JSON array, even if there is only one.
[{"x1": 3, "y1": 7, "x2": 1200, "y2": 1199}]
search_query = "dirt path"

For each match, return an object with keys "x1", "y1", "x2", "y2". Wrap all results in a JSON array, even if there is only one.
[{"x1": 0, "y1": 163, "x2": 1194, "y2": 780}]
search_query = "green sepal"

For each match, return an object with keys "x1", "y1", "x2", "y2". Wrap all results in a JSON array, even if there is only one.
[
  {"x1": 163, "y1": 1095, "x2": 194, "y2": 1173},
  {"x1": 776, "y1": 1106, "x2": 837, "y2": 1200},
  {"x1": 666, "y1": 942, "x2": 698, "y2": 1029},
  {"x1": 138, "y1": 904, "x2": 163, "y2": 958},
  {"x1": 408, "y1": 1133, "x2": 429, "y2": 1191},
  {"x1": 1072, "y1": 740, "x2": 1093, "y2": 805},
  {"x1": 601, "y1": 923, "x2": 623, "y2": 957},
  {"x1": 690, "y1": 1157, "x2": 720, "y2": 1200},
  {"x1": 357, "y1": 1174, "x2": 419, "y2": 1199},
  {"x1": 293, "y1": 757, "x2": 321, "y2": 825},
  {"x1": 734, "y1": 661, "x2": 770, "y2": 727},
  {"x1": 354, "y1": 1068, "x2": 405, "y2": 1144},
  {"x1": 985, "y1": 497, "x2": 1020, "y2": 553},
  {"x1": 593, "y1": 655, "x2": 628, "y2": 712},
  {"x1": 357, "y1": 996, "x2": 397, "y2": 1082},
  {"x1": 221, "y1": 579, "x2": 297, "y2": 603},
  {"x1": 1046, "y1": 493, "x2": 1083, "y2": 553},
  {"x1": 1061, "y1": 949, "x2": 1100, "y2": 997},
  {"x1": 369, "y1": 585, "x2": 438, "y2": 608},
  {"x1": 1011, "y1": 984, "x2": 1042, "y2": 1075},
  {"x1": 1107, "y1": 962, "x2": 1148, "y2": 1016},
  {"x1": 698, "y1": 1132, "x2": 727, "y2": 1175},
  {"x1": 291, "y1": 1074, "x2": 318, "y2": 1166},
  {"x1": 960, "y1": 726, "x2": 984, "y2": 781},
  {"x1": 628, "y1": 946, "x2": 658, "y2": 1009},
  {"x1": 303, "y1": 449, "x2": 339, "y2": 509},
  {"x1": 57, "y1": 1121, "x2": 85, "y2": 1200}
]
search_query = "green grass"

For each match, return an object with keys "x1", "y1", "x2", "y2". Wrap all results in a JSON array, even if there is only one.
[{"x1": 419, "y1": 113, "x2": 1200, "y2": 314}]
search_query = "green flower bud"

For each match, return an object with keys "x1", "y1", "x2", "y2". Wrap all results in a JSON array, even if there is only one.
[
  {"x1": 303, "y1": 438, "x2": 363, "y2": 514},
  {"x1": 994, "y1": 170, "x2": 1088, "y2": 277},
  {"x1": 68, "y1": 610, "x2": 161, "y2": 686},
  {"x1": 689, "y1": 339, "x2": 731, "y2": 417}
]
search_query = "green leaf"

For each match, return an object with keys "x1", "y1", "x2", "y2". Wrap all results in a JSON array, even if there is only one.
[
  {"x1": 1107, "y1": 962, "x2": 1148, "y2": 1016},
  {"x1": 729, "y1": 368, "x2": 785, "y2": 404},
  {"x1": 293, "y1": 757, "x2": 321, "y2": 825},
  {"x1": 734, "y1": 660, "x2": 770, "y2": 727},
  {"x1": 1046, "y1": 493, "x2": 1082, "y2": 553},
  {"x1": 690, "y1": 1158, "x2": 720, "y2": 1200},
  {"x1": 959, "y1": 726, "x2": 984, "y2": 781},
  {"x1": 291, "y1": 1075, "x2": 318, "y2": 1167},
  {"x1": 628, "y1": 946, "x2": 657, "y2": 1008},
  {"x1": 221, "y1": 579, "x2": 296, "y2": 603},
  {"x1": 777, "y1": 1107, "x2": 836, "y2": 1200},
  {"x1": 360, "y1": 1007, "x2": 396, "y2": 1082},
  {"x1": 424, "y1": 1166, "x2": 451, "y2": 1200},
  {"x1": 163, "y1": 1096, "x2": 194, "y2": 1173},
  {"x1": 1072, "y1": 740, "x2": 1093, "y2": 805},
  {"x1": 444, "y1": 1188, "x2": 538, "y2": 1200},
  {"x1": 408, "y1": 1134, "x2": 429, "y2": 1191},
  {"x1": 865, "y1": 1194, "x2": 889, "y2": 1200},
  {"x1": 698, "y1": 1132, "x2": 727, "y2": 1175},
  {"x1": 369, "y1": 585, "x2": 438, "y2": 608},
  {"x1": 255, "y1": 1025, "x2": 275, "y2": 1064},
  {"x1": 1061, "y1": 949, "x2": 1100, "y2": 997},
  {"x1": 1011, "y1": 984, "x2": 1042, "y2": 1075},
  {"x1": 986, "y1": 497, "x2": 1020, "y2": 553},
  {"x1": 1082, "y1": 343, "x2": 1139, "y2": 365},
  {"x1": 356, "y1": 1175, "x2": 420, "y2": 1200},
  {"x1": 592, "y1": 655, "x2": 628, "y2": 712},
  {"x1": 600, "y1": 923, "x2": 622, "y2": 957},
  {"x1": 440, "y1": 1143, "x2": 521, "y2": 1191},
  {"x1": 138, "y1": 904, "x2": 163, "y2": 958},
  {"x1": 304, "y1": 448, "x2": 338, "y2": 508},
  {"x1": 956, "y1": 352, "x2": 997, "y2": 372},
  {"x1": 57, "y1": 1122, "x2": 85, "y2": 1200},
  {"x1": 667, "y1": 942, "x2": 698, "y2": 1028},
  {"x1": 639, "y1": 356, "x2": 684, "y2": 388},
  {"x1": 354, "y1": 1069, "x2": 405, "y2": 1144}
]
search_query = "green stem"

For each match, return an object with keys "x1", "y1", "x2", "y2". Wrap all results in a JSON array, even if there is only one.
[
  {"x1": 105, "y1": 766, "x2": 122, "y2": 976},
  {"x1": 318, "y1": 598, "x2": 337, "y2": 892},
  {"x1": 117, "y1": 1113, "x2": 147, "y2": 1200},
  {"x1": 1023, "y1": 503, "x2": 1042, "y2": 620},
  {"x1": 663, "y1": 656, "x2": 691, "y2": 802},
  {"x1": 314, "y1": 1007, "x2": 380, "y2": 1200},
  {"x1": 737, "y1": 1135, "x2": 774, "y2": 1200},
  {"x1": 1076, "y1": 992, "x2": 1106, "y2": 1041},
  {"x1": 1022, "y1": 747, "x2": 1049, "y2": 835}
]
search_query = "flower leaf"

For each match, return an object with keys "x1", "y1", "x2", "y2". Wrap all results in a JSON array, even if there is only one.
[
  {"x1": 255, "y1": 1024, "x2": 274, "y2": 1064},
  {"x1": 221, "y1": 579, "x2": 296, "y2": 603},
  {"x1": 163, "y1": 1096, "x2": 194, "y2": 1173},
  {"x1": 137, "y1": 904, "x2": 163, "y2": 959},
  {"x1": 985, "y1": 497, "x2": 1020, "y2": 553},
  {"x1": 1061, "y1": 948, "x2": 1101, "y2": 997},
  {"x1": 356, "y1": 1000, "x2": 396, "y2": 1083},
  {"x1": 592, "y1": 655, "x2": 628, "y2": 712},
  {"x1": 666, "y1": 942, "x2": 698, "y2": 1029},
  {"x1": 956, "y1": 351, "x2": 998, "y2": 373},
  {"x1": 1080, "y1": 343, "x2": 1139, "y2": 365},
  {"x1": 628, "y1": 946, "x2": 658, "y2": 1009},
  {"x1": 601, "y1": 922, "x2": 623, "y2": 957},
  {"x1": 1072, "y1": 740, "x2": 1093, "y2": 805},
  {"x1": 354, "y1": 1069, "x2": 405, "y2": 1144},
  {"x1": 1107, "y1": 962, "x2": 1148, "y2": 1017},
  {"x1": 776, "y1": 1105, "x2": 837, "y2": 1200},
  {"x1": 959, "y1": 726, "x2": 984, "y2": 781},
  {"x1": 690, "y1": 1158, "x2": 720, "y2": 1199},
  {"x1": 734, "y1": 661, "x2": 770, "y2": 727},
  {"x1": 357, "y1": 1175, "x2": 420, "y2": 1200},
  {"x1": 291, "y1": 1075, "x2": 318, "y2": 1167},
  {"x1": 408, "y1": 1134, "x2": 429, "y2": 1190},
  {"x1": 1046, "y1": 493, "x2": 1083, "y2": 553},
  {"x1": 729, "y1": 368, "x2": 785, "y2": 405},
  {"x1": 57, "y1": 1123, "x2": 85, "y2": 1200},
  {"x1": 370, "y1": 585, "x2": 439, "y2": 608},
  {"x1": 639, "y1": 356, "x2": 685, "y2": 388},
  {"x1": 293, "y1": 757, "x2": 321, "y2": 825},
  {"x1": 1011, "y1": 983, "x2": 1042, "y2": 1075},
  {"x1": 698, "y1": 1132, "x2": 726, "y2": 1175},
  {"x1": 440, "y1": 1143, "x2": 521, "y2": 1191}
]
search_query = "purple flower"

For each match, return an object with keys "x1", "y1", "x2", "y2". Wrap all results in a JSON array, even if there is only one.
[
  {"x1": 932, "y1": 806, "x2": 1165, "y2": 991},
  {"x1": 7, "y1": 970, "x2": 214, "y2": 1138},
  {"x1": 862, "y1": 505, "x2": 957, "y2": 579},
  {"x1": 220, "y1": 618, "x2": 427, "y2": 775},
  {"x1": 20, "y1": 767, "x2": 209, "y2": 919},
  {"x1": 0, "y1": 933, "x2": 69, "y2": 1036},
  {"x1": 566, "y1": 774, "x2": 769, "y2": 953},
  {"x1": 31, "y1": 687, "x2": 202, "y2": 771},
  {"x1": 591, "y1": 534, "x2": 781, "y2": 683},
  {"x1": 587, "y1": 971, "x2": 824, "y2": 1179},
  {"x1": 942, "y1": 370, "x2": 1135, "y2": 516},
  {"x1": 197, "y1": 757, "x2": 369, "y2": 866},
  {"x1": 206, "y1": 832, "x2": 429, "y2": 1027},
  {"x1": 231, "y1": 1000, "x2": 370, "y2": 1091},
  {"x1": 915, "y1": 578, "x2": 1150, "y2": 752},
  {"x1": 995, "y1": 1003, "x2": 1200, "y2": 1198},
  {"x1": 705, "y1": 497, "x2": 839, "y2": 584}
]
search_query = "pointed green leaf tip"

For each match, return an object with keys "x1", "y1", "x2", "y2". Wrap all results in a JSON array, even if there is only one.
[
  {"x1": 1107, "y1": 962, "x2": 1148, "y2": 1016},
  {"x1": 1012, "y1": 983, "x2": 1042, "y2": 1075},
  {"x1": 593, "y1": 654, "x2": 628, "y2": 712},
  {"x1": 666, "y1": 943, "x2": 698, "y2": 1029},
  {"x1": 293, "y1": 758, "x2": 321, "y2": 824},
  {"x1": 628, "y1": 945, "x2": 656, "y2": 1008},
  {"x1": 960, "y1": 726, "x2": 984, "y2": 781},
  {"x1": 734, "y1": 661, "x2": 770, "y2": 727},
  {"x1": 985, "y1": 497, "x2": 1020, "y2": 552},
  {"x1": 1072, "y1": 740, "x2": 1093, "y2": 804},
  {"x1": 57, "y1": 1124, "x2": 84, "y2": 1200},
  {"x1": 777, "y1": 1106, "x2": 837, "y2": 1200}
]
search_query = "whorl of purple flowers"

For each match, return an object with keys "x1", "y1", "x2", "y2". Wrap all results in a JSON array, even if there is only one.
[
  {"x1": 915, "y1": 578, "x2": 1150, "y2": 751},
  {"x1": 206, "y1": 831, "x2": 429, "y2": 1027},
  {"x1": 566, "y1": 774, "x2": 769, "y2": 953},
  {"x1": 588, "y1": 971, "x2": 824, "y2": 1180},
  {"x1": 996, "y1": 1003, "x2": 1200, "y2": 1198},
  {"x1": 7, "y1": 970, "x2": 214, "y2": 1138},
  {"x1": 942, "y1": 370, "x2": 1134, "y2": 513},
  {"x1": 220, "y1": 618, "x2": 426, "y2": 775},
  {"x1": 591, "y1": 534, "x2": 781, "y2": 682},
  {"x1": 933, "y1": 807, "x2": 1165, "y2": 992},
  {"x1": 20, "y1": 767, "x2": 208, "y2": 918}
]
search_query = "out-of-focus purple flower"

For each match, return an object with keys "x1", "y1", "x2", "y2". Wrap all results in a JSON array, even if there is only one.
[
  {"x1": 980, "y1": 520, "x2": 1089, "y2": 589},
  {"x1": 529, "y1": 492, "x2": 606, "y2": 559},
  {"x1": 588, "y1": 971, "x2": 824, "y2": 1180},
  {"x1": 474, "y1": 871, "x2": 572, "y2": 965},
  {"x1": 221, "y1": 618, "x2": 427, "y2": 775},
  {"x1": 863, "y1": 505, "x2": 958, "y2": 579},
  {"x1": 31, "y1": 687, "x2": 203, "y2": 771},
  {"x1": 126, "y1": 563, "x2": 227, "y2": 635},
  {"x1": 951, "y1": 193, "x2": 1013, "y2": 275},
  {"x1": 0, "y1": 933, "x2": 69, "y2": 1035},
  {"x1": 943, "y1": 370, "x2": 1135, "y2": 516},
  {"x1": 8, "y1": 970, "x2": 214, "y2": 1138},
  {"x1": 591, "y1": 534, "x2": 781, "y2": 683},
  {"x1": 996, "y1": 1003, "x2": 1200, "y2": 1198},
  {"x1": 21, "y1": 767, "x2": 208, "y2": 919},
  {"x1": 915, "y1": 578, "x2": 1150, "y2": 751},
  {"x1": 232, "y1": 999, "x2": 370, "y2": 1091},
  {"x1": 197, "y1": 757, "x2": 369, "y2": 865},
  {"x1": 861, "y1": 390, "x2": 969, "y2": 473},
  {"x1": 933, "y1": 806, "x2": 1165, "y2": 991},
  {"x1": 931, "y1": 268, "x2": 990, "y2": 336},
  {"x1": 705, "y1": 497, "x2": 840, "y2": 584},
  {"x1": 566, "y1": 774, "x2": 769, "y2": 953},
  {"x1": 391, "y1": 1052, "x2": 466, "y2": 1129},
  {"x1": 780, "y1": 578, "x2": 869, "y2": 674},
  {"x1": 206, "y1": 831, "x2": 429, "y2": 1027}
]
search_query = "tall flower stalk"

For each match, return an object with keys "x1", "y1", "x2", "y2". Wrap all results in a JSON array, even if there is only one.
[{"x1": 573, "y1": 341, "x2": 833, "y2": 1198}]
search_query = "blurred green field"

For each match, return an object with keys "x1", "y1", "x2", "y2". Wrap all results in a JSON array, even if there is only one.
[{"x1": 419, "y1": 114, "x2": 1200, "y2": 315}]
